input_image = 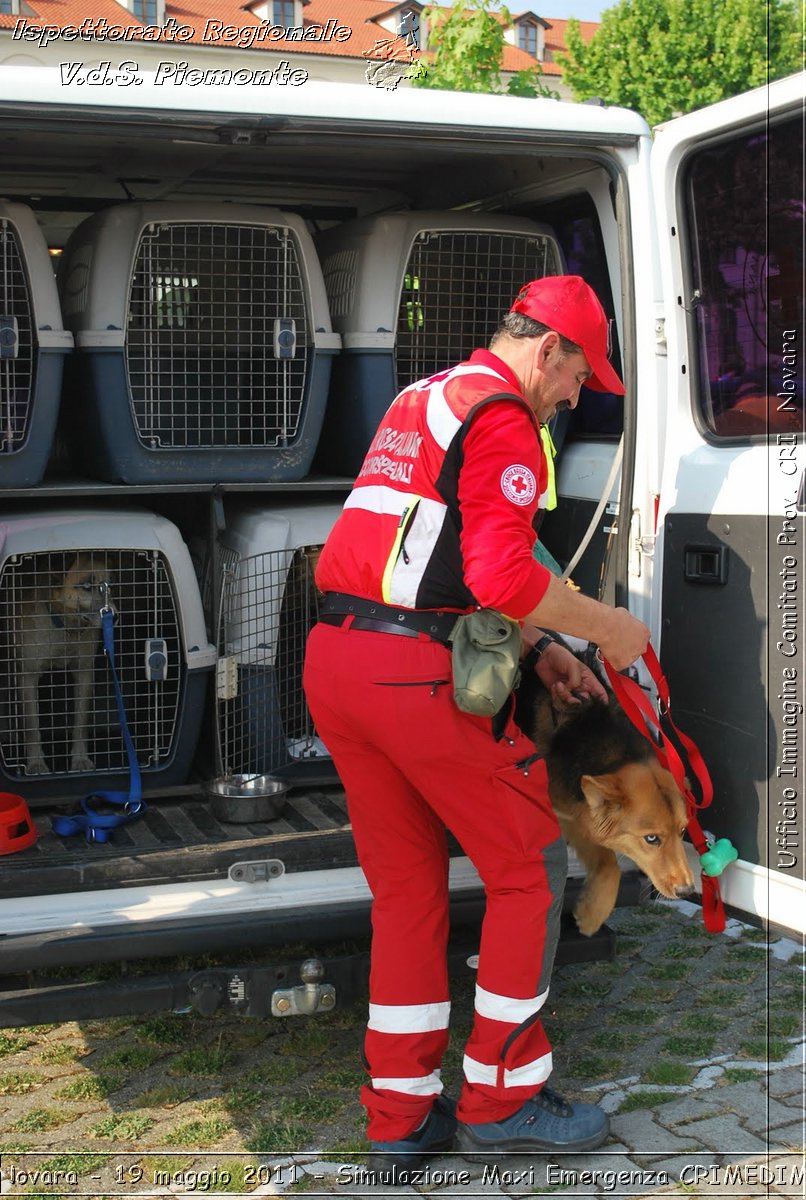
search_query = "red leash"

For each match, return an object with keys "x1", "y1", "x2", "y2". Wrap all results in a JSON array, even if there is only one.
[{"x1": 601, "y1": 644, "x2": 733, "y2": 933}]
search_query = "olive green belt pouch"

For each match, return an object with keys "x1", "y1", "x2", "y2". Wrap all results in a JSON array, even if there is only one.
[{"x1": 450, "y1": 608, "x2": 522, "y2": 717}]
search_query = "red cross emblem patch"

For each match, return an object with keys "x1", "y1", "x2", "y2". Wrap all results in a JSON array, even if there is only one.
[{"x1": 501, "y1": 464, "x2": 537, "y2": 506}]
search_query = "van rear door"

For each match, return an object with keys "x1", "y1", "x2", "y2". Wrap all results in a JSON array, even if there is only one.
[{"x1": 651, "y1": 75, "x2": 804, "y2": 936}]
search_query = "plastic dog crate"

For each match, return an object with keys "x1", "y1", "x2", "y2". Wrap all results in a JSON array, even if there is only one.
[
  {"x1": 215, "y1": 502, "x2": 342, "y2": 781},
  {"x1": 0, "y1": 203, "x2": 73, "y2": 487},
  {"x1": 0, "y1": 509, "x2": 217, "y2": 803},
  {"x1": 59, "y1": 203, "x2": 341, "y2": 484},
  {"x1": 316, "y1": 213, "x2": 562, "y2": 474}
]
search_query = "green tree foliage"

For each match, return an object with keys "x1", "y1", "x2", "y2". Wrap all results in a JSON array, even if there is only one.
[
  {"x1": 560, "y1": 0, "x2": 803, "y2": 127},
  {"x1": 415, "y1": 0, "x2": 560, "y2": 97}
]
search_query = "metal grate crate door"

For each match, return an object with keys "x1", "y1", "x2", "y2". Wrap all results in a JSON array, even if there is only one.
[
  {"x1": 0, "y1": 549, "x2": 183, "y2": 778},
  {"x1": 127, "y1": 222, "x2": 309, "y2": 450},
  {"x1": 0, "y1": 219, "x2": 35, "y2": 456},
  {"x1": 396, "y1": 230, "x2": 558, "y2": 386},
  {"x1": 216, "y1": 546, "x2": 324, "y2": 778}
]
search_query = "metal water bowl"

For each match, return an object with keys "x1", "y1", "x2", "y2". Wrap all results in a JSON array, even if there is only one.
[{"x1": 205, "y1": 773, "x2": 289, "y2": 824}]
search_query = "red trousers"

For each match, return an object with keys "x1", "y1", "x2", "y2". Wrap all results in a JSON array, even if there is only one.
[{"x1": 303, "y1": 620, "x2": 566, "y2": 1141}]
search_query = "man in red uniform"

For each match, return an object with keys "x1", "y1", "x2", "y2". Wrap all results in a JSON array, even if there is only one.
[{"x1": 304, "y1": 275, "x2": 649, "y2": 1172}]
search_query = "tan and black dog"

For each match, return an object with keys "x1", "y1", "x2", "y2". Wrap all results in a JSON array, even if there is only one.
[
  {"x1": 516, "y1": 645, "x2": 694, "y2": 934},
  {"x1": 15, "y1": 554, "x2": 115, "y2": 775}
]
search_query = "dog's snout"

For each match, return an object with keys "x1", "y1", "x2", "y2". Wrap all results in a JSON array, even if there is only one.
[{"x1": 674, "y1": 881, "x2": 695, "y2": 898}]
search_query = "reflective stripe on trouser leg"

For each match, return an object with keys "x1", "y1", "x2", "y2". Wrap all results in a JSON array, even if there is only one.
[{"x1": 458, "y1": 834, "x2": 567, "y2": 1123}]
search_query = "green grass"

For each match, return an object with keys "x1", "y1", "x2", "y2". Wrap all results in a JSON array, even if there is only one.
[
  {"x1": 647, "y1": 962, "x2": 693, "y2": 980},
  {"x1": 55, "y1": 1074, "x2": 122, "y2": 1101},
  {"x1": 245, "y1": 1052, "x2": 309, "y2": 1086},
  {"x1": 95, "y1": 1045, "x2": 163, "y2": 1071},
  {"x1": 162, "y1": 1117, "x2": 233, "y2": 1148},
  {"x1": 244, "y1": 1119, "x2": 311, "y2": 1154},
  {"x1": 89, "y1": 1113, "x2": 155, "y2": 1141},
  {"x1": 223, "y1": 1082, "x2": 269, "y2": 1112},
  {"x1": 770, "y1": 987, "x2": 804, "y2": 1008},
  {"x1": 11, "y1": 1107, "x2": 73, "y2": 1133},
  {"x1": 589, "y1": 1029, "x2": 642, "y2": 1051},
  {"x1": 313, "y1": 1065, "x2": 365, "y2": 1089},
  {"x1": 278, "y1": 1093, "x2": 337, "y2": 1124},
  {"x1": 662, "y1": 1035, "x2": 716, "y2": 1057},
  {"x1": 80, "y1": 1016, "x2": 139, "y2": 1037},
  {"x1": 133, "y1": 1083, "x2": 194, "y2": 1108},
  {"x1": 555, "y1": 978, "x2": 614, "y2": 999},
  {"x1": 714, "y1": 963, "x2": 759, "y2": 983},
  {"x1": 618, "y1": 1090, "x2": 678, "y2": 1112},
  {"x1": 609, "y1": 1006, "x2": 660, "y2": 1027},
  {"x1": 168, "y1": 1045, "x2": 234, "y2": 1076},
  {"x1": 282, "y1": 1026, "x2": 334, "y2": 1056},
  {"x1": 727, "y1": 945, "x2": 769, "y2": 961},
  {"x1": 212, "y1": 1163, "x2": 262, "y2": 1194},
  {"x1": 723, "y1": 1067, "x2": 765, "y2": 1082},
  {"x1": 564, "y1": 1053, "x2": 624, "y2": 1079},
  {"x1": 0, "y1": 1071, "x2": 43, "y2": 1095},
  {"x1": 661, "y1": 942, "x2": 708, "y2": 958},
  {"x1": 739, "y1": 1038, "x2": 792, "y2": 1061},
  {"x1": 739, "y1": 927, "x2": 774, "y2": 943},
  {"x1": 753, "y1": 1013, "x2": 801, "y2": 1037},
  {"x1": 697, "y1": 987, "x2": 742, "y2": 1007},
  {"x1": 36, "y1": 1154, "x2": 110, "y2": 1177},
  {"x1": 0, "y1": 1033, "x2": 32, "y2": 1057},
  {"x1": 677, "y1": 922, "x2": 714, "y2": 940},
  {"x1": 642, "y1": 1061, "x2": 695, "y2": 1085},
  {"x1": 144, "y1": 1156, "x2": 193, "y2": 1184},
  {"x1": 679, "y1": 1012, "x2": 729, "y2": 1033},
  {"x1": 37, "y1": 1044, "x2": 84, "y2": 1065},
  {"x1": 133, "y1": 1016, "x2": 196, "y2": 1045}
]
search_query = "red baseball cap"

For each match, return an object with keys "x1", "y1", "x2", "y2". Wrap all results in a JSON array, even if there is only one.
[{"x1": 510, "y1": 275, "x2": 625, "y2": 395}]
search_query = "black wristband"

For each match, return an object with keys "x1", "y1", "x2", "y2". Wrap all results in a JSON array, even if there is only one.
[{"x1": 522, "y1": 634, "x2": 554, "y2": 673}]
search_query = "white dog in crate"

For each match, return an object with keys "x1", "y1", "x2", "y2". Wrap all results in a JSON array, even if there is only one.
[{"x1": 16, "y1": 553, "x2": 116, "y2": 775}]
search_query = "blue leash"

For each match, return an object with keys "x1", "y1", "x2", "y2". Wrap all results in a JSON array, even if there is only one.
[{"x1": 52, "y1": 604, "x2": 146, "y2": 844}]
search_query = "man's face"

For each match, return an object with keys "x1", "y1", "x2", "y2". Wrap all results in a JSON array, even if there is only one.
[{"x1": 529, "y1": 347, "x2": 593, "y2": 425}]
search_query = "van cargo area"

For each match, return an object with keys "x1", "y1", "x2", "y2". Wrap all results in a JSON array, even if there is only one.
[{"x1": 0, "y1": 72, "x2": 802, "y2": 1021}]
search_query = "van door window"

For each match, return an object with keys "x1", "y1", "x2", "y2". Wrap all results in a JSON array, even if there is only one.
[{"x1": 685, "y1": 116, "x2": 803, "y2": 439}]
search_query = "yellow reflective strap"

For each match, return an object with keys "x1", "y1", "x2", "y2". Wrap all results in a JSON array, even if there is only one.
[
  {"x1": 539, "y1": 425, "x2": 558, "y2": 512},
  {"x1": 381, "y1": 497, "x2": 421, "y2": 603}
]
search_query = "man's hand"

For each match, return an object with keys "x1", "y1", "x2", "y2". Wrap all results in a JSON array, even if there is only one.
[
  {"x1": 597, "y1": 608, "x2": 650, "y2": 672},
  {"x1": 533, "y1": 641, "x2": 609, "y2": 706}
]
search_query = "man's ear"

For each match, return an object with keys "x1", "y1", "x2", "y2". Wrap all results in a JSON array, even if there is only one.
[{"x1": 537, "y1": 330, "x2": 561, "y2": 368}]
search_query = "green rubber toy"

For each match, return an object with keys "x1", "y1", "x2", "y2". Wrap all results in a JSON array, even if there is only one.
[{"x1": 700, "y1": 838, "x2": 738, "y2": 877}]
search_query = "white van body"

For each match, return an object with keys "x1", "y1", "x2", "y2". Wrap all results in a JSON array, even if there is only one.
[{"x1": 0, "y1": 68, "x2": 801, "y2": 1017}]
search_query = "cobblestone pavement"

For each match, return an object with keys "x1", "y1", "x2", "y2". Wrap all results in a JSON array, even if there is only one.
[
  {"x1": 247, "y1": 903, "x2": 806, "y2": 1198},
  {"x1": 0, "y1": 900, "x2": 803, "y2": 1199}
]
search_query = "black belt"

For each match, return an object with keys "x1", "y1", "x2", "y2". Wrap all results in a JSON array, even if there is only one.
[{"x1": 318, "y1": 592, "x2": 458, "y2": 645}]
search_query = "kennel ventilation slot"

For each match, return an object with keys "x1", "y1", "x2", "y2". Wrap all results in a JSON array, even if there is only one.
[
  {"x1": 317, "y1": 213, "x2": 562, "y2": 475},
  {"x1": 214, "y1": 503, "x2": 342, "y2": 781},
  {"x1": 0, "y1": 511, "x2": 216, "y2": 803},
  {"x1": 59, "y1": 203, "x2": 339, "y2": 483},
  {"x1": 0, "y1": 203, "x2": 73, "y2": 487}
]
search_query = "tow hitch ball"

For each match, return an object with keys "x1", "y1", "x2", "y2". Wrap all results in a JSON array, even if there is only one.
[{"x1": 272, "y1": 958, "x2": 336, "y2": 1017}]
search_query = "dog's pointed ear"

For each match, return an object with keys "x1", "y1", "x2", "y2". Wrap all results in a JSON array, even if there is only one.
[{"x1": 580, "y1": 773, "x2": 622, "y2": 810}]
